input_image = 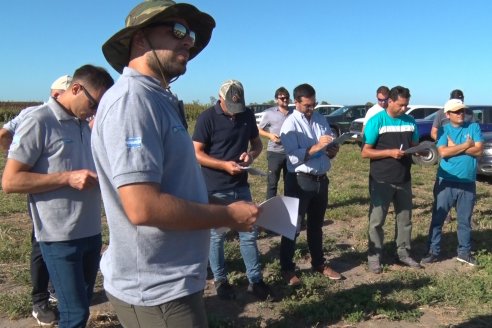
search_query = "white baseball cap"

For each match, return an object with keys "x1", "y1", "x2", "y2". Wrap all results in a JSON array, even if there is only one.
[{"x1": 50, "y1": 75, "x2": 72, "y2": 91}]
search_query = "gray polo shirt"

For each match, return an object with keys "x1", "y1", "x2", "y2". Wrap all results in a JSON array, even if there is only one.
[
  {"x1": 258, "y1": 106, "x2": 292, "y2": 153},
  {"x1": 7, "y1": 98, "x2": 101, "y2": 242},
  {"x1": 91, "y1": 67, "x2": 210, "y2": 306}
]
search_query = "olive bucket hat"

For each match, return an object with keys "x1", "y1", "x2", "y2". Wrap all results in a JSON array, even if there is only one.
[{"x1": 102, "y1": 0, "x2": 216, "y2": 73}]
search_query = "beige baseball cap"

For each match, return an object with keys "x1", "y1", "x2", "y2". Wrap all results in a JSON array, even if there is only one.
[
  {"x1": 444, "y1": 99, "x2": 467, "y2": 113},
  {"x1": 219, "y1": 80, "x2": 246, "y2": 114}
]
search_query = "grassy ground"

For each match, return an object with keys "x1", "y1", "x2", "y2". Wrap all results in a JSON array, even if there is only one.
[{"x1": 0, "y1": 137, "x2": 491, "y2": 327}]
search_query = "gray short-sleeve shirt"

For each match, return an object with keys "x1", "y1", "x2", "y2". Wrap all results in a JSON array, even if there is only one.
[
  {"x1": 8, "y1": 98, "x2": 101, "y2": 242},
  {"x1": 258, "y1": 106, "x2": 292, "y2": 153},
  {"x1": 91, "y1": 67, "x2": 210, "y2": 306}
]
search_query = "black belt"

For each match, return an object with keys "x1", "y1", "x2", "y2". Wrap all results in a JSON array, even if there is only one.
[{"x1": 296, "y1": 172, "x2": 327, "y2": 181}]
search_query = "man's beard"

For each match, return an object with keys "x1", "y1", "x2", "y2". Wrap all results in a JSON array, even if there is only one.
[{"x1": 147, "y1": 51, "x2": 187, "y2": 82}]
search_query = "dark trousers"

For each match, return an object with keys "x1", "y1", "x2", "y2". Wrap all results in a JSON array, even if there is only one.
[
  {"x1": 280, "y1": 172, "x2": 329, "y2": 271},
  {"x1": 31, "y1": 227, "x2": 50, "y2": 305},
  {"x1": 266, "y1": 151, "x2": 288, "y2": 199}
]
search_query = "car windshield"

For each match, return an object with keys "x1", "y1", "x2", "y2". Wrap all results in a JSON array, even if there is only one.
[
  {"x1": 328, "y1": 106, "x2": 350, "y2": 116},
  {"x1": 423, "y1": 112, "x2": 437, "y2": 120}
]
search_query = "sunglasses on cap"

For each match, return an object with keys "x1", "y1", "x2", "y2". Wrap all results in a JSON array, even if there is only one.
[{"x1": 149, "y1": 22, "x2": 196, "y2": 46}]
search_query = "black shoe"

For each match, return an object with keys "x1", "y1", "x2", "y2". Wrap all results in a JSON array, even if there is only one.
[
  {"x1": 48, "y1": 290, "x2": 57, "y2": 305},
  {"x1": 420, "y1": 253, "x2": 439, "y2": 265},
  {"x1": 32, "y1": 302, "x2": 58, "y2": 326},
  {"x1": 456, "y1": 254, "x2": 477, "y2": 266},
  {"x1": 398, "y1": 255, "x2": 422, "y2": 268},
  {"x1": 214, "y1": 280, "x2": 236, "y2": 300},
  {"x1": 247, "y1": 280, "x2": 278, "y2": 302}
]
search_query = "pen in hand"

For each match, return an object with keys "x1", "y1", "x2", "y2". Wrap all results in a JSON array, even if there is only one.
[{"x1": 400, "y1": 144, "x2": 403, "y2": 151}]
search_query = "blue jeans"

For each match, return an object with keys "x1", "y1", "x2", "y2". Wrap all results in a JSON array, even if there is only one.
[
  {"x1": 427, "y1": 178, "x2": 476, "y2": 257},
  {"x1": 40, "y1": 234, "x2": 102, "y2": 328},
  {"x1": 209, "y1": 186, "x2": 263, "y2": 284}
]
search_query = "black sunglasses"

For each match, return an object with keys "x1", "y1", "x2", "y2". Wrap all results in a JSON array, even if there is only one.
[
  {"x1": 80, "y1": 85, "x2": 98, "y2": 110},
  {"x1": 150, "y1": 22, "x2": 196, "y2": 45}
]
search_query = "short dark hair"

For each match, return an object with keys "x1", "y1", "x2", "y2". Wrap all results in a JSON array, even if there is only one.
[
  {"x1": 72, "y1": 64, "x2": 114, "y2": 91},
  {"x1": 275, "y1": 87, "x2": 289, "y2": 99},
  {"x1": 450, "y1": 89, "x2": 464, "y2": 100},
  {"x1": 293, "y1": 83, "x2": 316, "y2": 102},
  {"x1": 389, "y1": 86, "x2": 411, "y2": 101},
  {"x1": 376, "y1": 85, "x2": 390, "y2": 96}
]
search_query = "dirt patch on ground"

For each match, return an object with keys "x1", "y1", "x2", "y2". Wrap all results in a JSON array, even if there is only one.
[{"x1": 0, "y1": 213, "x2": 480, "y2": 327}]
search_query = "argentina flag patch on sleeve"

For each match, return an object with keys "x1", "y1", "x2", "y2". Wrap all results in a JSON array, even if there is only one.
[{"x1": 125, "y1": 137, "x2": 142, "y2": 149}]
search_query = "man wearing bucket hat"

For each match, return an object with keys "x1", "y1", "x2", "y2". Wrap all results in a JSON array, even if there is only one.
[
  {"x1": 421, "y1": 99, "x2": 483, "y2": 266},
  {"x1": 92, "y1": 1, "x2": 260, "y2": 326},
  {"x1": 193, "y1": 80, "x2": 276, "y2": 302}
]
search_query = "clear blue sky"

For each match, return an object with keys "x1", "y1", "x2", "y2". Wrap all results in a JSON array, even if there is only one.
[{"x1": 1, "y1": 0, "x2": 491, "y2": 106}]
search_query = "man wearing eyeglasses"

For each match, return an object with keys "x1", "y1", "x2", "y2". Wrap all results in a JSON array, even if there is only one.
[
  {"x1": 362, "y1": 86, "x2": 422, "y2": 274},
  {"x1": 361, "y1": 85, "x2": 390, "y2": 135},
  {"x1": 2, "y1": 64, "x2": 114, "y2": 327},
  {"x1": 279, "y1": 83, "x2": 342, "y2": 285},
  {"x1": 421, "y1": 99, "x2": 483, "y2": 267},
  {"x1": 92, "y1": 1, "x2": 260, "y2": 327},
  {"x1": 258, "y1": 87, "x2": 293, "y2": 204}
]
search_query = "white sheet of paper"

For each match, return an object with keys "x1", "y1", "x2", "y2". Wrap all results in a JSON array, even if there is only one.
[{"x1": 257, "y1": 196, "x2": 299, "y2": 240}]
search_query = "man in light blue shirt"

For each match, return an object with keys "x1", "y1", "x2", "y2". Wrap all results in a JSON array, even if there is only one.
[{"x1": 279, "y1": 83, "x2": 342, "y2": 286}]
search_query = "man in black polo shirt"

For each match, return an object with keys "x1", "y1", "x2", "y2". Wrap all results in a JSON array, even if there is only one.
[{"x1": 193, "y1": 80, "x2": 274, "y2": 301}]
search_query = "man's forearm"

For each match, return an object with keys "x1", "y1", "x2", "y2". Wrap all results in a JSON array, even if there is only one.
[{"x1": 2, "y1": 171, "x2": 69, "y2": 194}]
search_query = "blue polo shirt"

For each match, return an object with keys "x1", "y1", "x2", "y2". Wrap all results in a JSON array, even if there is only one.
[
  {"x1": 436, "y1": 121, "x2": 483, "y2": 183},
  {"x1": 192, "y1": 102, "x2": 258, "y2": 192}
]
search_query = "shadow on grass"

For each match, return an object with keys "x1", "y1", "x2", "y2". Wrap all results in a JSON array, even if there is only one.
[
  {"x1": 329, "y1": 196, "x2": 369, "y2": 209},
  {"x1": 453, "y1": 314, "x2": 492, "y2": 328},
  {"x1": 206, "y1": 277, "x2": 432, "y2": 327}
]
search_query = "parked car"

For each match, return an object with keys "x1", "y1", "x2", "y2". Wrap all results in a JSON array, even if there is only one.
[
  {"x1": 349, "y1": 105, "x2": 442, "y2": 143},
  {"x1": 325, "y1": 105, "x2": 368, "y2": 137},
  {"x1": 252, "y1": 104, "x2": 274, "y2": 124},
  {"x1": 255, "y1": 104, "x2": 342, "y2": 125},
  {"x1": 414, "y1": 105, "x2": 492, "y2": 165},
  {"x1": 477, "y1": 131, "x2": 492, "y2": 177},
  {"x1": 315, "y1": 104, "x2": 343, "y2": 116}
]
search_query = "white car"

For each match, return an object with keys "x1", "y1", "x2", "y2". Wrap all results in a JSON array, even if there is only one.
[{"x1": 349, "y1": 105, "x2": 443, "y2": 142}]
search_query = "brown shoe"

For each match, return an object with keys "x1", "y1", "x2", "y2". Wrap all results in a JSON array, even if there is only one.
[
  {"x1": 281, "y1": 271, "x2": 301, "y2": 286},
  {"x1": 313, "y1": 265, "x2": 342, "y2": 280}
]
